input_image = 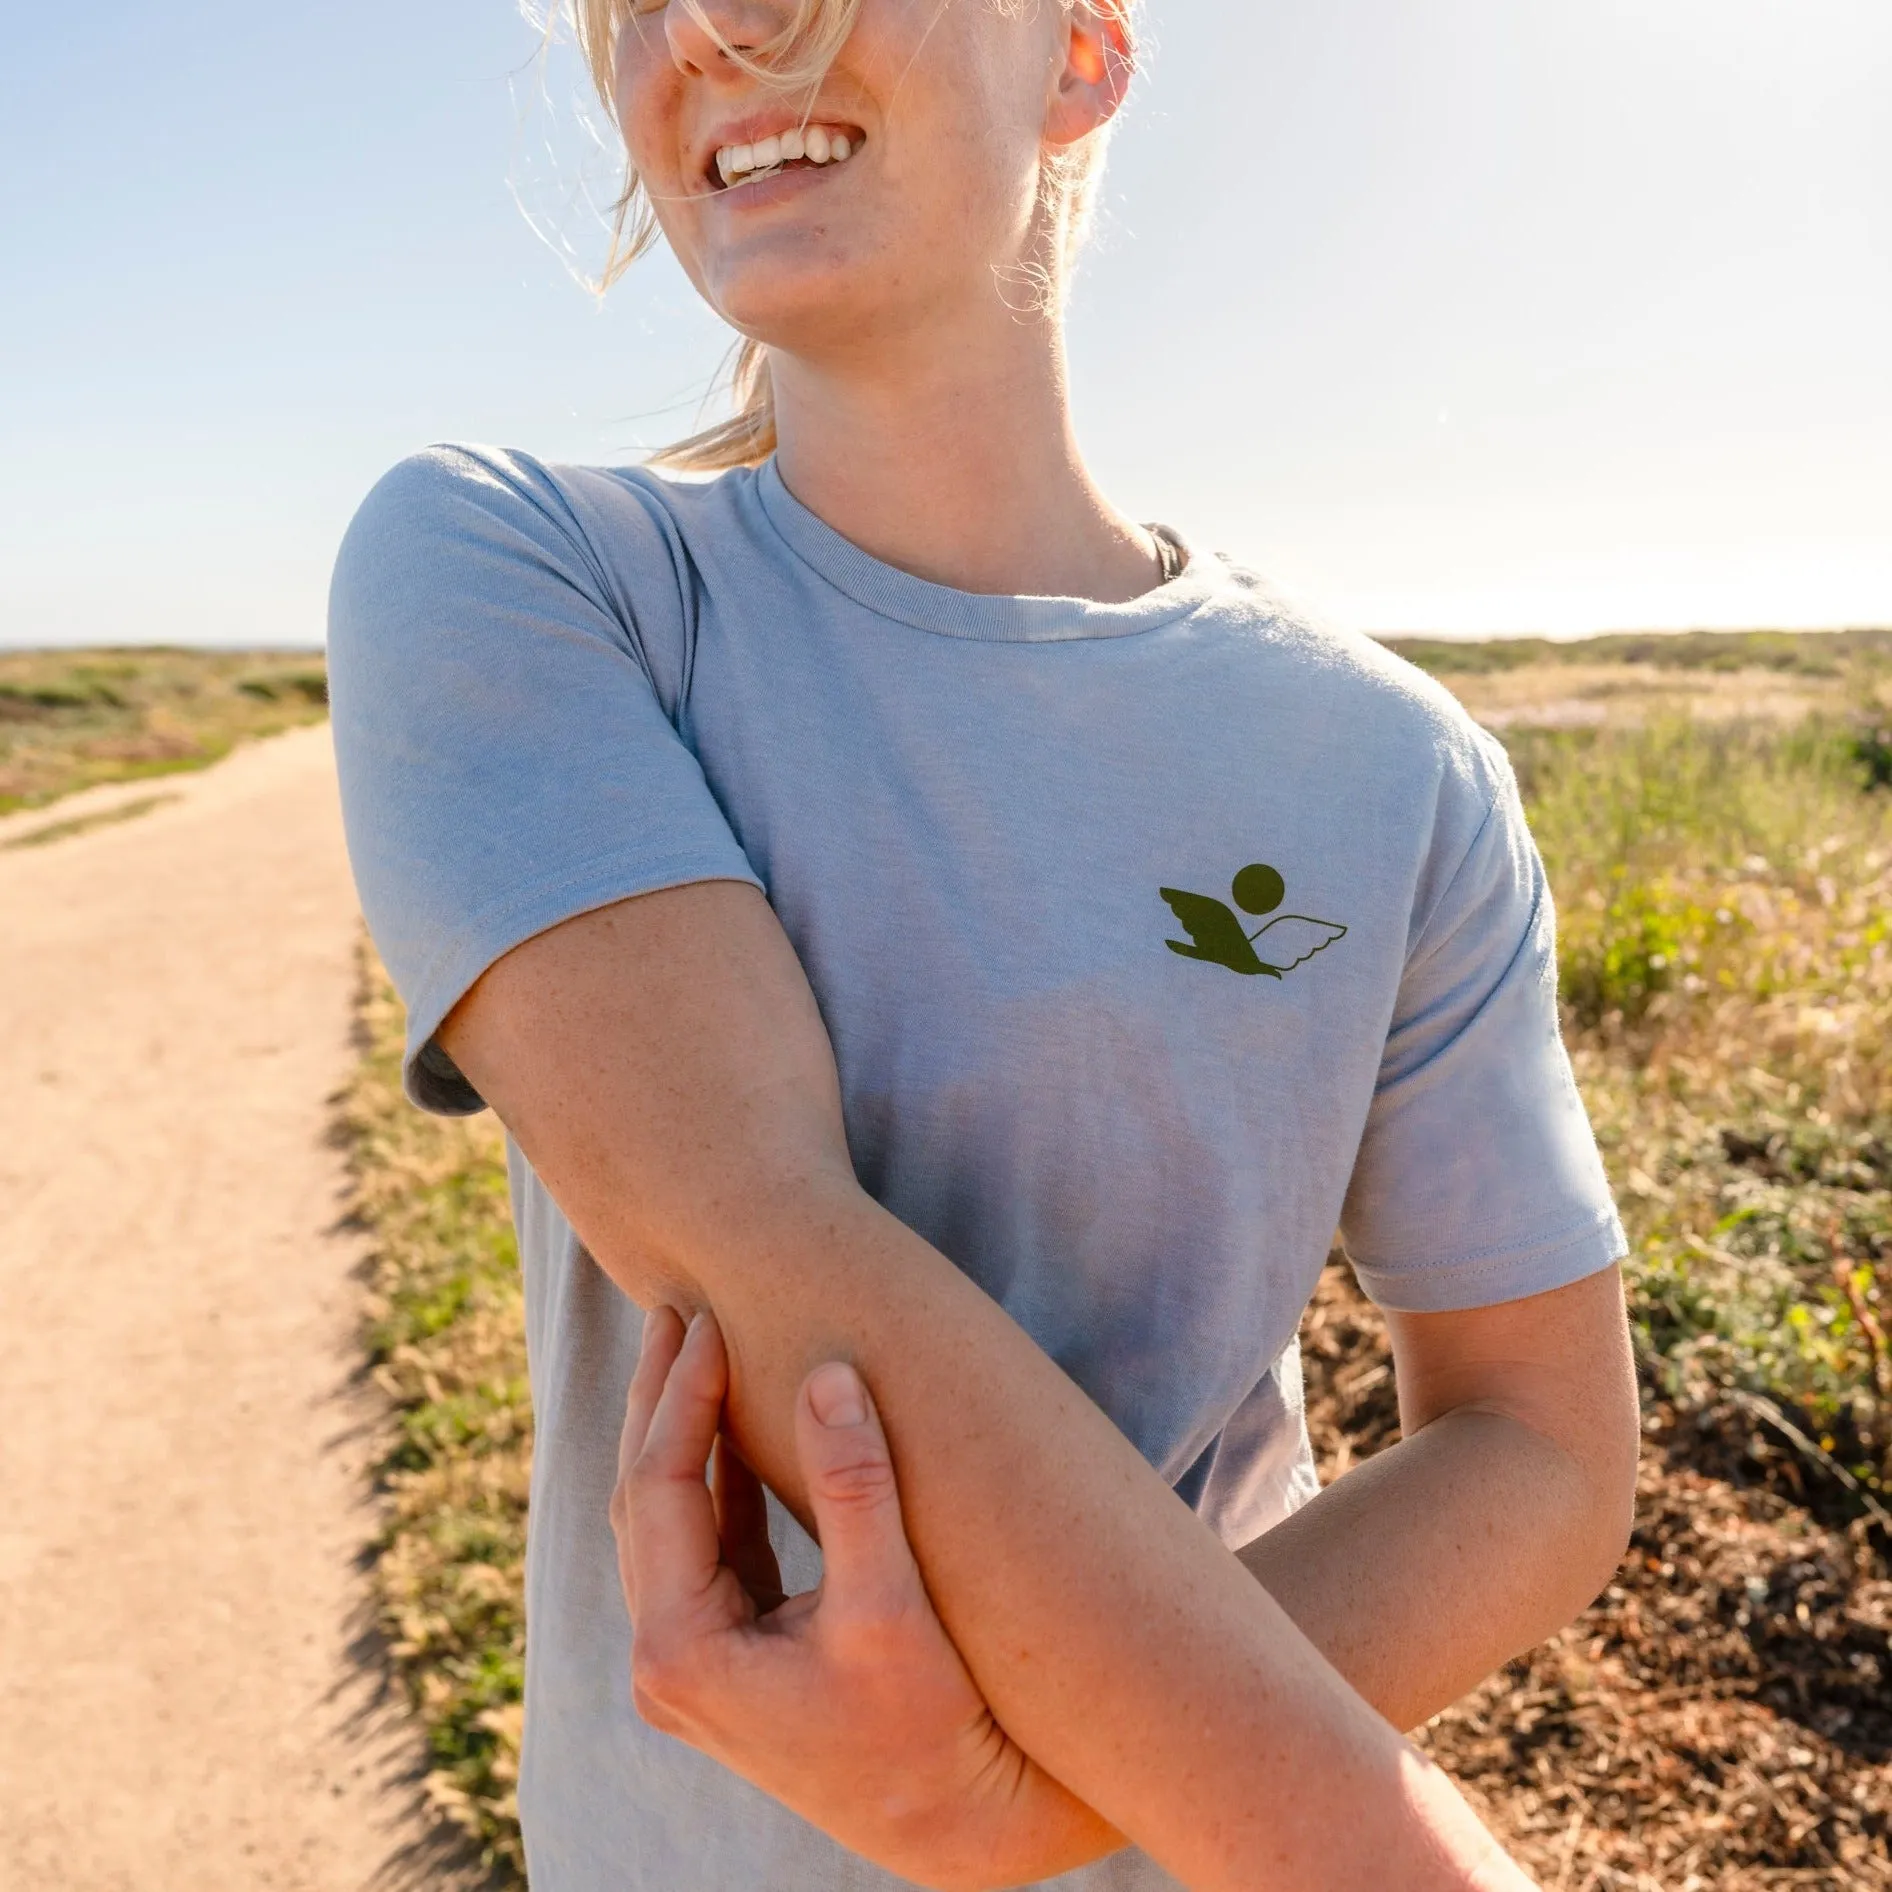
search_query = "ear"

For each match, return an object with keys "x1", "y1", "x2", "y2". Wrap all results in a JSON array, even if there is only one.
[{"x1": 1045, "y1": 1, "x2": 1136, "y2": 151}]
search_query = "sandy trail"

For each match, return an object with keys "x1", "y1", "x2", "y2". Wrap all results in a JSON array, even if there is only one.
[{"x1": 0, "y1": 726, "x2": 463, "y2": 1890}]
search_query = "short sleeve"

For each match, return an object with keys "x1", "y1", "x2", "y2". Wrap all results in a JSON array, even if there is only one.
[
  {"x1": 1339, "y1": 743, "x2": 1625, "y2": 1312},
  {"x1": 327, "y1": 446, "x2": 762, "y2": 1114}
]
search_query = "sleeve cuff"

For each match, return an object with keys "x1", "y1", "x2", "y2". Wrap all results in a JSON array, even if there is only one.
[
  {"x1": 396, "y1": 852, "x2": 766, "y2": 1115},
  {"x1": 1347, "y1": 1206, "x2": 1627, "y2": 1314}
]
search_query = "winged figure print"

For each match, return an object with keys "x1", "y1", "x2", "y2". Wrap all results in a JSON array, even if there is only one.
[{"x1": 1159, "y1": 862, "x2": 1346, "y2": 979}]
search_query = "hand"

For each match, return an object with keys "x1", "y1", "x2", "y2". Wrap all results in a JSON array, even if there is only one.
[{"x1": 611, "y1": 1307, "x2": 1122, "y2": 1892}]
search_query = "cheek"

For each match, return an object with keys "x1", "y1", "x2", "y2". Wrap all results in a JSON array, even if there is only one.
[
  {"x1": 613, "y1": 52, "x2": 713, "y2": 276},
  {"x1": 887, "y1": 130, "x2": 1044, "y2": 262},
  {"x1": 868, "y1": 32, "x2": 1051, "y2": 244},
  {"x1": 613, "y1": 38, "x2": 681, "y2": 194}
]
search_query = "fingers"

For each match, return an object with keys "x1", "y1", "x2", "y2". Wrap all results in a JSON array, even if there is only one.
[
  {"x1": 712, "y1": 1434, "x2": 787, "y2": 1610},
  {"x1": 615, "y1": 1310, "x2": 731, "y2": 1626},
  {"x1": 795, "y1": 1362, "x2": 928, "y2": 1629},
  {"x1": 617, "y1": 1306, "x2": 687, "y2": 1496},
  {"x1": 612, "y1": 1305, "x2": 687, "y2": 1616}
]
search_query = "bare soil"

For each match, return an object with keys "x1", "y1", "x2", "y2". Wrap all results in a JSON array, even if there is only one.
[
  {"x1": 1303, "y1": 1265, "x2": 1892, "y2": 1890},
  {"x1": 0, "y1": 726, "x2": 468, "y2": 1891}
]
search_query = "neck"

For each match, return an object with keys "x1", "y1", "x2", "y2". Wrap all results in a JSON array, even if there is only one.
[{"x1": 767, "y1": 304, "x2": 1159, "y2": 601}]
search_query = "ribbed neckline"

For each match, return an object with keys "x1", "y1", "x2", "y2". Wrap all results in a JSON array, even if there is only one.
[{"x1": 752, "y1": 456, "x2": 1227, "y2": 643}]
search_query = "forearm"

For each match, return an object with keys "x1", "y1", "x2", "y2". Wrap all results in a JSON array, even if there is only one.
[
  {"x1": 1239, "y1": 1406, "x2": 1629, "y2": 1732},
  {"x1": 448, "y1": 890, "x2": 1527, "y2": 1890},
  {"x1": 568, "y1": 1172, "x2": 1520, "y2": 1889}
]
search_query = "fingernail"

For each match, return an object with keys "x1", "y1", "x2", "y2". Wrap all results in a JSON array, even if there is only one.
[{"x1": 807, "y1": 1362, "x2": 867, "y2": 1429}]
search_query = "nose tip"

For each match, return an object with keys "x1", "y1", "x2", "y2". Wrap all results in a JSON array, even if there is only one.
[{"x1": 665, "y1": 0, "x2": 762, "y2": 78}]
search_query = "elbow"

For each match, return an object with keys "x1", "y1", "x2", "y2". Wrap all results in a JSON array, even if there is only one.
[
  {"x1": 1561, "y1": 1407, "x2": 1642, "y2": 1617},
  {"x1": 1476, "y1": 1395, "x2": 1640, "y2": 1626},
  {"x1": 1532, "y1": 1331, "x2": 1645, "y2": 1617},
  {"x1": 1595, "y1": 1426, "x2": 1641, "y2": 1593},
  {"x1": 1571, "y1": 1467, "x2": 1636, "y2": 1613},
  {"x1": 592, "y1": 1152, "x2": 870, "y2": 1318},
  {"x1": 1596, "y1": 1369, "x2": 1644, "y2": 1575}
]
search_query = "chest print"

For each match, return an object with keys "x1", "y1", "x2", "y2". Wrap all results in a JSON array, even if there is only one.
[{"x1": 1159, "y1": 862, "x2": 1347, "y2": 979}]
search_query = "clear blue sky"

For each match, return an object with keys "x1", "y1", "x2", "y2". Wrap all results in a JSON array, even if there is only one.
[{"x1": 2, "y1": 1, "x2": 1887, "y2": 647}]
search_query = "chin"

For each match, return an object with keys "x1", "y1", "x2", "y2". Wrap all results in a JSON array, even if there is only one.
[{"x1": 705, "y1": 251, "x2": 899, "y2": 357}]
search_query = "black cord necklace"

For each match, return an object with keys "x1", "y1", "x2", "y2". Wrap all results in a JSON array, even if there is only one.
[{"x1": 1146, "y1": 522, "x2": 1188, "y2": 584}]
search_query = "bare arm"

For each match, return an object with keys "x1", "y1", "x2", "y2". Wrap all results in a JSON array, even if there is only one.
[
  {"x1": 442, "y1": 882, "x2": 1529, "y2": 1891},
  {"x1": 1241, "y1": 1268, "x2": 1639, "y2": 1732}
]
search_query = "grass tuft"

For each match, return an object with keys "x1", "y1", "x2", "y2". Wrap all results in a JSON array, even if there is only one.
[{"x1": 0, "y1": 646, "x2": 328, "y2": 813}]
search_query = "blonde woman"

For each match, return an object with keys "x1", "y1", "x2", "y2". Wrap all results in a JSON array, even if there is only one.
[{"x1": 329, "y1": 2, "x2": 1638, "y2": 1887}]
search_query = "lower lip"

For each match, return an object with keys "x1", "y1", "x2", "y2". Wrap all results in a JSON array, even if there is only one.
[{"x1": 713, "y1": 158, "x2": 854, "y2": 210}]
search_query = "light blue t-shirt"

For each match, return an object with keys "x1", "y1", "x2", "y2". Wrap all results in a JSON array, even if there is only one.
[{"x1": 328, "y1": 445, "x2": 1624, "y2": 1892}]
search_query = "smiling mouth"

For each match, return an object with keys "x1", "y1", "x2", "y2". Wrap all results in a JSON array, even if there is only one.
[{"x1": 710, "y1": 124, "x2": 863, "y2": 190}]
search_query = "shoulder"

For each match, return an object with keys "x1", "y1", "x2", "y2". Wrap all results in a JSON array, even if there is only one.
[
  {"x1": 335, "y1": 444, "x2": 747, "y2": 582},
  {"x1": 1195, "y1": 560, "x2": 1512, "y2": 813},
  {"x1": 330, "y1": 448, "x2": 763, "y2": 698}
]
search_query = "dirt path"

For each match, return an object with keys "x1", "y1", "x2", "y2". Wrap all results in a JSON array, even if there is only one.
[{"x1": 0, "y1": 727, "x2": 462, "y2": 1890}]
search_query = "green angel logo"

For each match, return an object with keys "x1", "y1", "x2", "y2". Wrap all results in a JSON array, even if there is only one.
[{"x1": 1160, "y1": 863, "x2": 1346, "y2": 979}]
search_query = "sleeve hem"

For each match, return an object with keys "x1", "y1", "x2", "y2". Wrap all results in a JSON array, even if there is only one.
[
  {"x1": 397, "y1": 851, "x2": 766, "y2": 1114},
  {"x1": 1347, "y1": 1207, "x2": 1627, "y2": 1315}
]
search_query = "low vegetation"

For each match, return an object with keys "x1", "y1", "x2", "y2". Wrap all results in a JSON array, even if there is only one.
[
  {"x1": 0, "y1": 792, "x2": 181, "y2": 852},
  {"x1": 340, "y1": 964, "x2": 528, "y2": 1879},
  {"x1": 1332, "y1": 645, "x2": 1892, "y2": 1887},
  {"x1": 340, "y1": 631, "x2": 1892, "y2": 1887},
  {"x1": 0, "y1": 646, "x2": 328, "y2": 813},
  {"x1": 1383, "y1": 625, "x2": 1892, "y2": 680}
]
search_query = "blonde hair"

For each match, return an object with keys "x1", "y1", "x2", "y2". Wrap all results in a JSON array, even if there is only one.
[{"x1": 562, "y1": 0, "x2": 1131, "y2": 472}]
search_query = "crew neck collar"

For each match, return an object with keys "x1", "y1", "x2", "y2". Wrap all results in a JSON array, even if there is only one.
[{"x1": 752, "y1": 456, "x2": 1225, "y2": 643}]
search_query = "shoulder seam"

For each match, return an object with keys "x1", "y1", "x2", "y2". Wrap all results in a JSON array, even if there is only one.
[{"x1": 422, "y1": 448, "x2": 691, "y2": 711}]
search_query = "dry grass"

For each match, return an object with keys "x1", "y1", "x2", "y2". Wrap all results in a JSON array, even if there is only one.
[
  {"x1": 0, "y1": 646, "x2": 328, "y2": 812},
  {"x1": 1449, "y1": 663, "x2": 1849, "y2": 734},
  {"x1": 338, "y1": 632, "x2": 1892, "y2": 1887},
  {"x1": 1396, "y1": 629, "x2": 1892, "y2": 739},
  {"x1": 1382, "y1": 628, "x2": 1892, "y2": 679},
  {"x1": 339, "y1": 957, "x2": 529, "y2": 1881}
]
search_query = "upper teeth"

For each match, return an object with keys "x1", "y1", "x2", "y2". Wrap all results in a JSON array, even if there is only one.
[{"x1": 716, "y1": 126, "x2": 855, "y2": 185}]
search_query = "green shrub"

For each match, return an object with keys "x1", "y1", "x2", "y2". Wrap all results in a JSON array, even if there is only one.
[{"x1": 1501, "y1": 706, "x2": 1892, "y2": 1511}]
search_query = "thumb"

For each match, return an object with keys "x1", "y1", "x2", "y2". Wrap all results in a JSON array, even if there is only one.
[{"x1": 795, "y1": 1362, "x2": 926, "y2": 1626}]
